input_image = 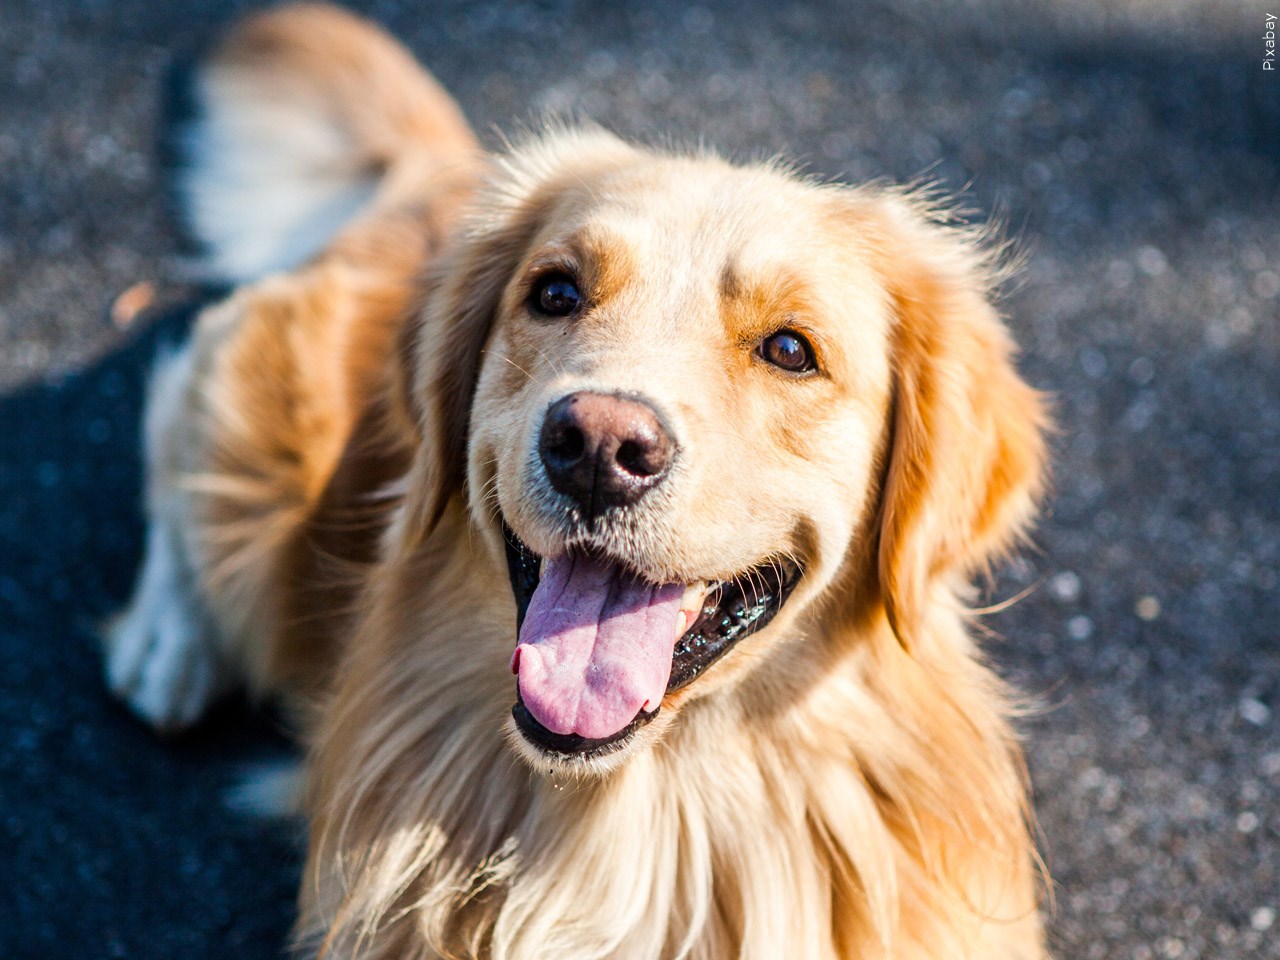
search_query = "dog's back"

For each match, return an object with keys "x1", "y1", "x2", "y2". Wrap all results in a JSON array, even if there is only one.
[{"x1": 106, "y1": 3, "x2": 479, "y2": 726}]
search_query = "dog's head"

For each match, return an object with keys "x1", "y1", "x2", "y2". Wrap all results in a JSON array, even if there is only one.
[{"x1": 395, "y1": 130, "x2": 1046, "y2": 773}]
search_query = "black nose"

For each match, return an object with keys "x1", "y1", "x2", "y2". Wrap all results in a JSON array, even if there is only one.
[{"x1": 539, "y1": 392, "x2": 675, "y2": 518}]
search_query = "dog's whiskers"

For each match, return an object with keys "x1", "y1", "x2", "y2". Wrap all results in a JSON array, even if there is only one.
[{"x1": 495, "y1": 352, "x2": 538, "y2": 385}]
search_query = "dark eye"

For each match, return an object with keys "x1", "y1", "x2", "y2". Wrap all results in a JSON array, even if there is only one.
[
  {"x1": 529, "y1": 273, "x2": 582, "y2": 317},
  {"x1": 758, "y1": 329, "x2": 817, "y2": 374}
]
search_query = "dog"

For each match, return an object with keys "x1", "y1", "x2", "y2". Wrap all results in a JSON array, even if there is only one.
[{"x1": 104, "y1": 5, "x2": 1051, "y2": 957}]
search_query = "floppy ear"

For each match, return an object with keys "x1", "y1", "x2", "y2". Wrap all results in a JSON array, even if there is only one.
[
  {"x1": 395, "y1": 130, "x2": 639, "y2": 541},
  {"x1": 392, "y1": 185, "x2": 542, "y2": 540},
  {"x1": 864, "y1": 193, "x2": 1049, "y2": 649}
]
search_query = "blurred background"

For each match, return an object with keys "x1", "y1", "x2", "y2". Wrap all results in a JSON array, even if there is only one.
[{"x1": 0, "y1": 1, "x2": 1276, "y2": 957}]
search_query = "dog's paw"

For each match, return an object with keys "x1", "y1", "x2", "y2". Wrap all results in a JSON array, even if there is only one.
[
  {"x1": 104, "y1": 530, "x2": 232, "y2": 734},
  {"x1": 106, "y1": 598, "x2": 230, "y2": 734}
]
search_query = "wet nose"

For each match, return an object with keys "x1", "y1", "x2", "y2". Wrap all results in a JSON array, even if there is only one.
[{"x1": 539, "y1": 392, "x2": 675, "y2": 517}]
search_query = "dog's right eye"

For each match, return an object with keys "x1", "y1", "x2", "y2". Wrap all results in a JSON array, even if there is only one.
[{"x1": 529, "y1": 273, "x2": 582, "y2": 317}]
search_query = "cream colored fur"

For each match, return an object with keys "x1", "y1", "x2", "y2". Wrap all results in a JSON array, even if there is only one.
[
  {"x1": 106, "y1": 342, "x2": 234, "y2": 731},
  {"x1": 106, "y1": 5, "x2": 1051, "y2": 958},
  {"x1": 174, "y1": 1, "x2": 474, "y2": 283}
]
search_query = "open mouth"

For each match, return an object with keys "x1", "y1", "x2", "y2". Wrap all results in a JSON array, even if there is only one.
[{"x1": 502, "y1": 522, "x2": 801, "y2": 759}]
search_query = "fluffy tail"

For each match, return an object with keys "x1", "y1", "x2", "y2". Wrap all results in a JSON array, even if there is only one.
[{"x1": 168, "y1": 2, "x2": 478, "y2": 283}]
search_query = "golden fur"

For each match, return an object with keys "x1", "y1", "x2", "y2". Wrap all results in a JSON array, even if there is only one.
[{"x1": 106, "y1": 5, "x2": 1051, "y2": 957}]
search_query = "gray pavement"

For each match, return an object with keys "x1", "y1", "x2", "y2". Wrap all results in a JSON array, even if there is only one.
[{"x1": 0, "y1": 2, "x2": 1276, "y2": 958}]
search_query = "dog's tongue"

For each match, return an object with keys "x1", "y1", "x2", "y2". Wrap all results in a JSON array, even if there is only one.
[{"x1": 511, "y1": 554, "x2": 684, "y2": 740}]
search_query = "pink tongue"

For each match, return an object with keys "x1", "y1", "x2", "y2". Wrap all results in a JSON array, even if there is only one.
[{"x1": 511, "y1": 554, "x2": 684, "y2": 740}]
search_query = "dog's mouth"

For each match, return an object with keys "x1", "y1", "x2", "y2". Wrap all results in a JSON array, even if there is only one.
[{"x1": 502, "y1": 522, "x2": 801, "y2": 759}]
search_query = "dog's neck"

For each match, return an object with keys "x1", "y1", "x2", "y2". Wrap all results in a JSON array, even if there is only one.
[{"x1": 301, "y1": 505, "x2": 1037, "y2": 959}]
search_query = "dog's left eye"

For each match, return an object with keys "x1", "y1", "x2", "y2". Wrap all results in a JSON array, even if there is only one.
[
  {"x1": 529, "y1": 273, "x2": 582, "y2": 317},
  {"x1": 758, "y1": 330, "x2": 817, "y2": 374}
]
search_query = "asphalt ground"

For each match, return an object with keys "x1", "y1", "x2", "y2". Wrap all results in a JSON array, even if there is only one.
[{"x1": 0, "y1": 2, "x2": 1277, "y2": 958}]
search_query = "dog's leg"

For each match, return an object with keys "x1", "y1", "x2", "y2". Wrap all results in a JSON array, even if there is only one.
[
  {"x1": 106, "y1": 344, "x2": 236, "y2": 733},
  {"x1": 104, "y1": 511, "x2": 233, "y2": 733}
]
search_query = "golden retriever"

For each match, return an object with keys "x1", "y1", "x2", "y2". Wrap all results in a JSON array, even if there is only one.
[{"x1": 104, "y1": 5, "x2": 1051, "y2": 958}]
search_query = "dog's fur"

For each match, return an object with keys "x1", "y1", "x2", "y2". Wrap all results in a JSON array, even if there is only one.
[{"x1": 105, "y1": 5, "x2": 1051, "y2": 958}]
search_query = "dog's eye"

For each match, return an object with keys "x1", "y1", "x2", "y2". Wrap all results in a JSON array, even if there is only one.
[
  {"x1": 758, "y1": 330, "x2": 817, "y2": 374},
  {"x1": 529, "y1": 273, "x2": 582, "y2": 317}
]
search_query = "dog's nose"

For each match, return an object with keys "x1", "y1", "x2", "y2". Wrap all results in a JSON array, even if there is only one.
[{"x1": 539, "y1": 392, "x2": 675, "y2": 516}]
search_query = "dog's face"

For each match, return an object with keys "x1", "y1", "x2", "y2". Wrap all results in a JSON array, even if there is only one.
[{"x1": 400, "y1": 132, "x2": 1045, "y2": 774}]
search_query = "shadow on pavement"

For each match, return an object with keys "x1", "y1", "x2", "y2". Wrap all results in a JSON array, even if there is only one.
[{"x1": 0, "y1": 297, "x2": 299, "y2": 960}]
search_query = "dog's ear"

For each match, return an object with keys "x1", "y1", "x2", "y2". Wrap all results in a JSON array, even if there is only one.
[
  {"x1": 392, "y1": 186, "x2": 542, "y2": 540},
  {"x1": 395, "y1": 130, "x2": 639, "y2": 541},
  {"x1": 861, "y1": 193, "x2": 1049, "y2": 649}
]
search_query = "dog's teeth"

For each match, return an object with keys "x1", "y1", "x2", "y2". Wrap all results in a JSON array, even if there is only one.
[
  {"x1": 675, "y1": 581, "x2": 709, "y2": 636},
  {"x1": 680, "y1": 581, "x2": 708, "y2": 611}
]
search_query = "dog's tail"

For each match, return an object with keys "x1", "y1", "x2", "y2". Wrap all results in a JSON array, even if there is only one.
[{"x1": 167, "y1": 2, "x2": 478, "y2": 283}]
